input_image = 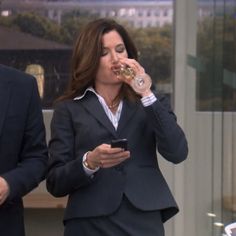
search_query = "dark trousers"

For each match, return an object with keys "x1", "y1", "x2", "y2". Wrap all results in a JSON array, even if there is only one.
[
  {"x1": 0, "y1": 204, "x2": 25, "y2": 236},
  {"x1": 64, "y1": 196, "x2": 165, "y2": 236}
]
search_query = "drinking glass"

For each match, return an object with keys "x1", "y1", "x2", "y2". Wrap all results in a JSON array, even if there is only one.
[{"x1": 119, "y1": 65, "x2": 152, "y2": 94}]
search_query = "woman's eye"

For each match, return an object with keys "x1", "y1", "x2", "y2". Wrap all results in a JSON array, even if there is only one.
[
  {"x1": 101, "y1": 49, "x2": 108, "y2": 56},
  {"x1": 101, "y1": 48, "x2": 108, "y2": 56},
  {"x1": 116, "y1": 46, "x2": 125, "y2": 53}
]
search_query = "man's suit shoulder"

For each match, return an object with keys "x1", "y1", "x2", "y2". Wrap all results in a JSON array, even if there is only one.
[{"x1": 0, "y1": 64, "x2": 35, "y2": 86}]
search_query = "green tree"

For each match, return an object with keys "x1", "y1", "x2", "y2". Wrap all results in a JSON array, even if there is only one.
[
  {"x1": 128, "y1": 24, "x2": 172, "y2": 83},
  {"x1": 0, "y1": 12, "x2": 65, "y2": 43},
  {"x1": 0, "y1": 15, "x2": 12, "y2": 27},
  {"x1": 197, "y1": 15, "x2": 236, "y2": 111},
  {"x1": 12, "y1": 12, "x2": 64, "y2": 42},
  {"x1": 61, "y1": 9, "x2": 99, "y2": 44},
  {"x1": 0, "y1": 10, "x2": 173, "y2": 88}
]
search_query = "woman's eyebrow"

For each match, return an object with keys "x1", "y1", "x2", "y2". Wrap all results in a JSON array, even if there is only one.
[{"x1": 102, "y1": 43, "x2": 124, "y2": 48}]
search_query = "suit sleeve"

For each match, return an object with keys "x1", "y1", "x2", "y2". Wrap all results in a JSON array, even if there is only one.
[
  {"x1": 144, "y1": 94, "x2": 188, "y2": 164},
  {"x1": 46, "y1": 102, "x2": 93, "y2": 197},
  {"x1": 2, "y1": 78, "x2": 48, "y2": 200}
]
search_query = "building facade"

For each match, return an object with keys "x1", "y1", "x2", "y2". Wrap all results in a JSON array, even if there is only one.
[{"x1": 1, "y1": 0, "x2": 173, "y2": 27}]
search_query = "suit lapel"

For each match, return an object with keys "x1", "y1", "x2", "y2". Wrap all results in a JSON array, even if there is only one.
[
  {"x1": 80, "y1": 93, "x2": 117, "y2": 138},
  {"x1": 0, "y1": 78, "x2": 11, "y2": 137},
  {"x1": 79, "y1": 92, "x2": 139, "y2": 138},
  {"x1": 116, "y1": 100, "x2": 138, "y2": 136}
]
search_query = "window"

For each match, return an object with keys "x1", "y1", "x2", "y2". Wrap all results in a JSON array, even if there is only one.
[
  {"x1": 0, "y1": 0, "x2": 174, "y2": 108},
  {"x1": 196, "y1": 0, "x2": 236, "y2": 111},
  {"x1": 147, "y1": 9, "x2": 151, "y2": 17}
]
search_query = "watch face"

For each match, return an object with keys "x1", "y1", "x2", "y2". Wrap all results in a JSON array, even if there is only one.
[
  {"x1": 83, "y1": 159, "x2": 89, "y2": 168},
  {"x1": 83, "y1": 157, "x2": 96, "y2": 170}
]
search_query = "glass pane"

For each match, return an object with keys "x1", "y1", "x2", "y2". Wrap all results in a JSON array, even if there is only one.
[
  {"x1": 196, "y1": 0, "x2": 236, "y2": 111},
  {"x1": 0, "y1": 0, "x2": 174, "y2": 109},
  {"x1": 186, "y1": 0, "x2": 236, "y2": 235}
]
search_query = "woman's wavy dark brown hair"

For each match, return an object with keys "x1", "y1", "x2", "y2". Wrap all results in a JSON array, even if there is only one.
[{"x1": 57, "y1": 18, "x2": 140, "y2": 102}]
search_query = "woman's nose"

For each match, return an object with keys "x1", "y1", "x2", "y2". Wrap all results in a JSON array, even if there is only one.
[{"x1": 111, "y1": 52, "x2": 120, "y2": 63}]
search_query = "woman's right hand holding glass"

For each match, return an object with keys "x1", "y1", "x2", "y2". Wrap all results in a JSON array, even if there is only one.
[{"x1": 112, "y1": 58, "x2": 152, "y2": 96}]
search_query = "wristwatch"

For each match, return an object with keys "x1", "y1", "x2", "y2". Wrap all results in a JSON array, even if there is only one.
[{"x1": 83, "y1": 153, "x2": 96, "y2": 170}]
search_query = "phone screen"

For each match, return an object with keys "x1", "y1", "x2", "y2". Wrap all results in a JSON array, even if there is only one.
[{"x1": 111, "y1": 139, "x2": 128, "y2": 150}]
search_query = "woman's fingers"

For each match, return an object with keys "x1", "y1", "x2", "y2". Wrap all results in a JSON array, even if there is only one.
[
  {"x1": 89, "y1": 144, "x2": 130, "y2": 169},
  {"x1": 100, "y1": 155, "x2": 130, "y2": 168},
  {"x1": 119, "y1": 58, "x2": 145, "y2": 75}
]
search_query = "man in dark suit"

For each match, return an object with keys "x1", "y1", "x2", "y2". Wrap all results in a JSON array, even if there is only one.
[{"x1": 0, "y1": 64, "x2": 48, "y2": 236}]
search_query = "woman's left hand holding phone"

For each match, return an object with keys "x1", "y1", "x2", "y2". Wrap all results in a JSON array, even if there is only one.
[{"x1": 86, "y1": 144, "x2": 130, "y2": 169}]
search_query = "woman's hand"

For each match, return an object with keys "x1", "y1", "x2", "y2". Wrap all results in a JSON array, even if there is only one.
[
  {"x1": 0, "y1": 177, "x2": 9, "y2": 205},
  {"x1": 118, "y1": 58, "x2": 145, "y2": 81},
  {"x1": 86, "y1": 144, "x2": 130, "y2": 169},
  {"x1": 117, "y1": 58, "x2": 152, "y2": 97}
]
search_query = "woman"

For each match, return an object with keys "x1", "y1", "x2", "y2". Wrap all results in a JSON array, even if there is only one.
[{"x1": 47, "y1": 18, "x2": 188, "y2": 236}]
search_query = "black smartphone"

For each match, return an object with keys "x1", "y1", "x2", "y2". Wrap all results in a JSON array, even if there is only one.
[{"x1": 111, "y1": 139, "x2": 128, "y2": 150}]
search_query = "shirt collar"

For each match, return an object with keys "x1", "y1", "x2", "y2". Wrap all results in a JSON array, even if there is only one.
[
  {"x1": 73, "y1": 87, "x2": 97, "y2": 101},
  {"x1": 73, "y1": 87, "x2": 124, "y2": 110}
]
